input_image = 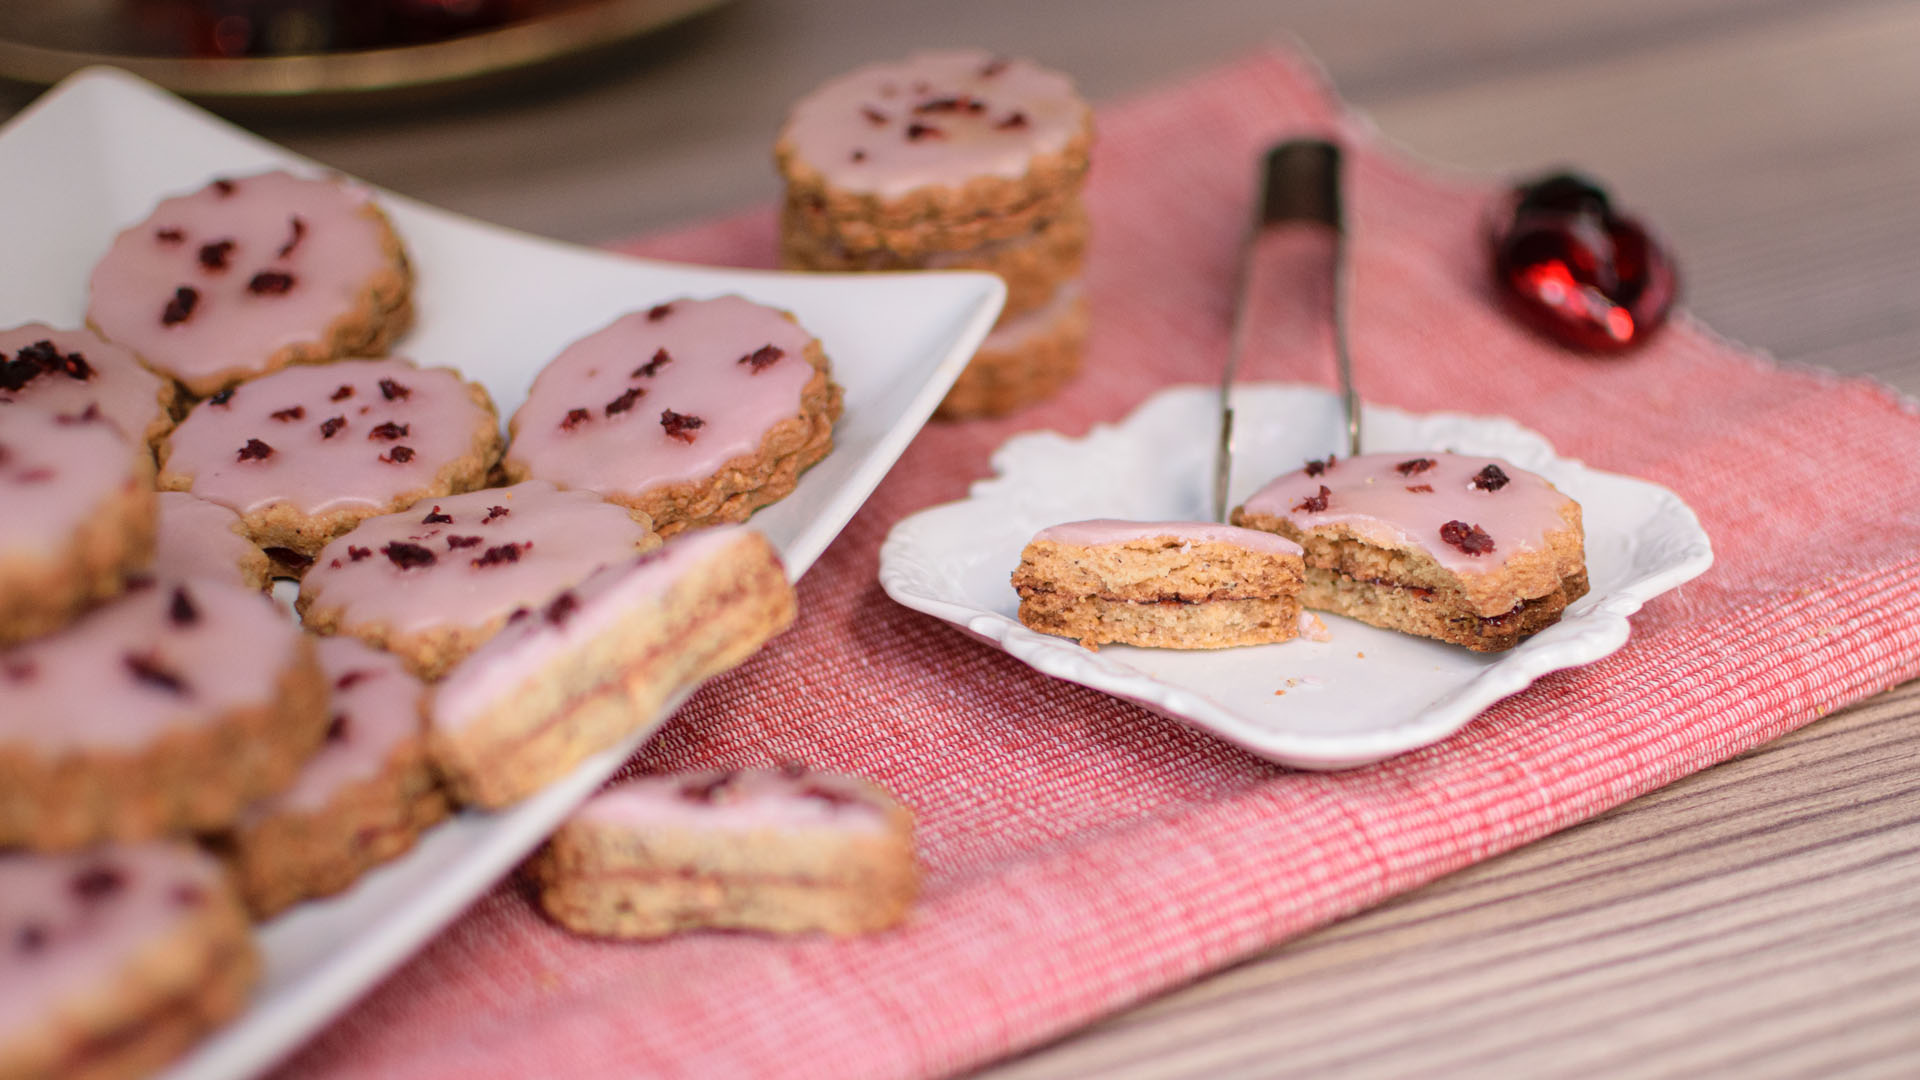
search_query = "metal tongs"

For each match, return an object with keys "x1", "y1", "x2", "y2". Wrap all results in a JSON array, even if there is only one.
[{"x1": 1212, "y1": 139, "x2": 1359, "y2": 521}]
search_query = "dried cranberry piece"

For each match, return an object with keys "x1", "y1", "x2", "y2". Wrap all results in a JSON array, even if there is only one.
[
  {"x1": 208, "y1": 387, "x2": 234, "y2": 406},
  {"x1": 248, "y1": 271, "x2": 295, "y2": 295},
  {"x1": 905, "y1": 122, "x2": 944, "y2": 141},
  {"x1": 71, "y1": 865, "x2": 127, "y2": 901},
  {"x1": 378, "y1": 378, "x2": 411, "y2": 401},
  {"x1": 278, "y1": 216, "x2": 307, "y2": 258},
  {"x1": 368, "y1": 421, "x2": 409, "y2": 441},
  {"x1": 15, "y1": 923, "x2": 48, "y2": 954},
  {"x1": 1440, "y1": 520, "x2": 1496, "y2": 555},
  {"x1": 1406, "y1": 484, "x2": 1435, "y2": 494},
  {"x1": 197, "y1": 239, "x2": 234, "y2": 271},
  {"x1": 335, "y1": 670, "x2": 372, "y2": 690},
  {"x1": 126, "y1": 653, "x2": 187, "y2": 693},
  {"x1": 15, "y1": 468, "x2": 53, "y2": 484},
  {"x1": 155, "y1": 227, "x2": 185, "y2": 244},
  {"x1": 1472, "y1": 464, "x2": 1511, "y2": 492},
  {"x1": 382, "y1": 541, "x2": 436, "y2": 569},
  {"x1": 545, "y1": 591, "x2": 580, "y2": 627},
  {"x1": 446, "y1": 535, "x2": 483, "y2": 549},
  {"x1": 320, "y1": 416, "x2": 346, "y2": 439},
  {"x1": 271, "y1": 405, "x2": 305, "y2": 422},
  {"x1": 861, "y1": 105, "x2": 889, "y2": 125},
  {"x1": 380, "y1": 446, "x2": 416, "y2": 464},
  {"x1": 2, "y1": 659, "x2": 35, "y2": 682},
  {"x1": 851, "y1": 149, "x2": 867, "y2": 163},
  {"x1": 326, "y1": 713, "x2": 350, "y2": 742},
  {"x1": 1395, "y1": 458, "x2": 1436, "y2": 476},
  {"x1": 647, "y1": 303, "x2": 675, "y2": 321},
  {"x1": 634, "y1": 348, "x2": 672, "y2": 378},
  {"x1": 236, "y1": 438, "x2": 273, "y2": 462},
  {"x1": 681, "y1": 771, "x2": 737, "y2": 802},
  {"x1": 1292, "y1": 485, "x2": 1331, "y2": 514},
  {"x1": 266, "y1": 547, "x2": 313, "y2": 570},
  {"x1": 471, "y1": 543, "x2": 526, "y2": 568},
  {"x1": 168, "y1": 586, "x2": 199, "y2": 626},
  {"x1": 660, "y1": 409, "x2": 704, "y2": 443},
  {"x1": 979, "y1": 57, "x2": 1008, "y2": 77},
  {"x1": 738, "y1": 344, "x2": 784, "y2": 373},
  {"x1": 561, "y1": 408, "x2": 591, "y2": 430},
  {"x1": 915, "y1": 94, "x2": 985, "y2": 114},
  {"x1": 605, "y1": 387, "x2": 646, "y2": 417},
  {"x1": 1304, "y1": 455, "x2": 1335, "y2": 477},
  {"x1": 161, "y1": 286, "x2": 199, "y2": 326},
  {"x1": 211, "y1": 177, "x2": 236, "y2": 196},
  {"x1": 171, "y1": 884, "x2": 205, "y2": 908},
  {"x1": 484, "y1": 506, "x2": 509, "y2": 523},
  {"x1": 331, "y1": 385, "x2": 354, "y2": 402},
  {"x1": 56, "y1": 404, "x2": 102, "y2": 425},
  {"x1": 421, "y1": 506, "x2": 453, "y2": 524},
  {"x1": 348, "y1": 545, "x2": 372, "y2": 561},
  {"x1": 997, "y1": 112, "x2": 1029, "y2": 130}
]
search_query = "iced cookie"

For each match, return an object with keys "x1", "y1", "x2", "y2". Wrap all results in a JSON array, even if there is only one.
[
  {"x1": 153, "y1": 492, "x2": 271, "y2": 591},
  {"x1": 935, "y1": 279, "x2": 1088, "y2": 419},
  {"x1": 430, "y1": 525, "x2": 796, "y2": 808},
  {"x1": 87, "y1": 169, "x2": 413, "y2": 397},
  {"x1": 1012, "y1": 519, "x2": 1306, "y2": 649},
  {"x1": 0, "y1": 577, "x2": 329, "y2": 850},
  {"x1": 777, "y1": 50, "x2": 1094, "y2": 259},
  {"x1": 1232, "y1": 452, "x2": 1588, "y2": 651},
  {"x1": 0, "y1": 324, "x2": 178, "y2": 453},
  {"x1": 0, "y1": 844, "x2": 257, "y2": 1080},
  {"x1": 531, "y1": 765, "x2": 917, "y2": 939},
  {"x1": 0, "y1": 405, "x2": 156, "y2": 646},
  {"x1": 226, "y1": 636, "x2": 446, "y2": 919},
  {"x1": 297, "y1": 480, "x2": 659, "y2": 679},
  {"x1": 503, "y1": 296, "x2": 841, "y2": 536},
  {"x1": 157, "y1": 356, "x2": 500, "y2": 578}
]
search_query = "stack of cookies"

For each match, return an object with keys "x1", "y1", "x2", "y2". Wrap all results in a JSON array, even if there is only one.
[{"x1": 776, "y1": 49, "x2": 1094, "y2": 419}]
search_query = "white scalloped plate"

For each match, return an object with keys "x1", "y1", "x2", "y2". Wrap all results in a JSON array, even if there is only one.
[
  {"x1": 0, "y1": 69, "x2": 1003, "y2": 1080},
  {"x1": 880, "y1": 385, "x2": 1713, "y2": 769}
]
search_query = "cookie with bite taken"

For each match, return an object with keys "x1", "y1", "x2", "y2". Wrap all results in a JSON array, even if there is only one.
[
  {"x1": 502, "y1": 296, "x2": 841, "y2": 537},
  {"x1": 0, "y1": 844, "x2": 257, "y2": 1080},
  {"x1": 157, "y1": 356, "x2": 500, "y2": 578},
  {"x1": 530, "y1": 765, "x2": 917, "y2": 939},
  {"x1": 86, "y1": 169, "x2": 413, "y2": 398},
  {"x1": 1231, "y1": 452, "x2": 1588, "y2": 651}
]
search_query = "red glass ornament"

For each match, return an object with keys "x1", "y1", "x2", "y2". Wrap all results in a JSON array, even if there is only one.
[{"x1": 1490, "y1": 171, "x2": 1678, "y2": 352}]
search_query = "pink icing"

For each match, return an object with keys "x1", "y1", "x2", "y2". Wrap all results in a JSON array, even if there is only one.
[
  {"x1": 249, "y1": 636, "x2": 423, "y2": 818},
  {"x1": 161, "y1": 357, "x2": 491, "y2": 516},
  {"x1": 153, "y1": 492, "x2": 262, "y2": 588},
  {"x1": 0, "y1": 577, "x2": 305, "y2": 751},
  {"x1": 0, "y1": 844, "x2": 230, "y2": 1047},
  {"x1": 570, "y1": 768, "x2": 892, "y2": 835},
  {"x1": 86, "y1": 170, "x2": 396, "y2": 387},
  {"x1": 506, "y1": 296, "x2": 819, "y2": 498},
  {"x1": 982, "y1": 279, "x2": 1081, "y2": 349},
  {"x1": 782, "y1": 50, "x2": 1087, "y2": 198},
  {"x1": 1034, "y1": 518, "x2": 1303, "y2": 558},
  {"x1": 1239, "y1": 452, "x2": 1573, "y2": 575},
  {"x1": 298, "y1": 481, "x2": 655, "y2": 638},
  {"x1": 0, "y1": 324, "x2": 168, "y2": 446},
  {"x1": 0, "y1": 404, "x2": 143, "y2": 560},
  {"x1": 432, "y1": 525, "x2": 761, "y2": 733}
]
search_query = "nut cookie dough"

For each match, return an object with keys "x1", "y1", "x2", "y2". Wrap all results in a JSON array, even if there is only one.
[
  {"x1": 532, "y1": 766, "x2": 917, "y2": 939},
  {"x1": 0, "y1": 324, "x2": 178, "y2": 453},
  {"x1": 87, "y1": 169, "x2": 413, "y2": 397},
  {"x1": 0, "y1": 405, "x2": 156, "y2": 646},
  {"x1": 503, "y1": 296, "x2": 841, "y2": 537},
  {"x1": 1233, "y1": 452, "x2": 1588, "y2": 652},
  {"x1": 225, "y1": 635, "x2": 447, "y2": 919},
  {"x1": 158, "y1": 356, "x2": 500, "y2": 578},
  {"x1": 0, "y1": 577, "x2": 328, "y2": 850},
  {"x1": 297, "y1": 480, "x2": 659, "y2": 680},
  {"x1": 0, "y1": 844, "x2": 258, "y2": 1080}
]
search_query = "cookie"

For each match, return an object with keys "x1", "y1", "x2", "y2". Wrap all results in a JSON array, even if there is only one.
[
  {"x1": 1231, "y1": 452, "x2": 1589, "y2": 651},
  {"x1": 0, "y1": 324, "x2": 178, "y2": 453},
  {"x1": 225, "y1": 636, "x2": 446, "y2": 919},
  {"x1": 87, "y1": 169, "x2": 413, "y2": 398},
  {"x1": 934, "y1": 280, "x2": 1088, "y2": 419},
  {"x1": 780, "y1": 197, "x2": 1087, "y2": 319},
  {"x1": 0, "y1": 844, "x2": 257, "y2": 1080},
  {"x1": 530, "y1": 765, "x2": 917, "y2": 939},
  {"x1": 430, "y1": 525, "x2": 796, "y2": 809},
  {"x1": 0, "y1": 405, "x2": 156, "y2": 646},
  {"x1": 1012, "y1": 520, "x2": 1306, "y2": 650},
  {"x1": 502, "y1": 296, "x2": 842, "y2": 537},
  {"x1": 0, "y1": 577, "x2": 329, "y2": 850},
  {"x1": 776, "y1": 50, "x2": 1094, "y2": 260},
  {"x1": 296, "y1": 480, "x2": 659, "y2": 680},
  {"x1": 153, "y1": 492, "x2": 271, "y2": 591},
  {"x1": 157, "y1": 356, "x2": 501, "y2": 578}
]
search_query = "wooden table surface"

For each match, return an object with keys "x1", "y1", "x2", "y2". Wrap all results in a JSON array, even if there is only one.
[{"x1": 8, "y1": 1, "x2": 1918, "y2": 1076}]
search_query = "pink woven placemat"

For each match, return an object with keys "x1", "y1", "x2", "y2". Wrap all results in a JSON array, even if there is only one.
[{"x1": 279, "y1": 45, "x2": 1920, "y2": 1080}]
